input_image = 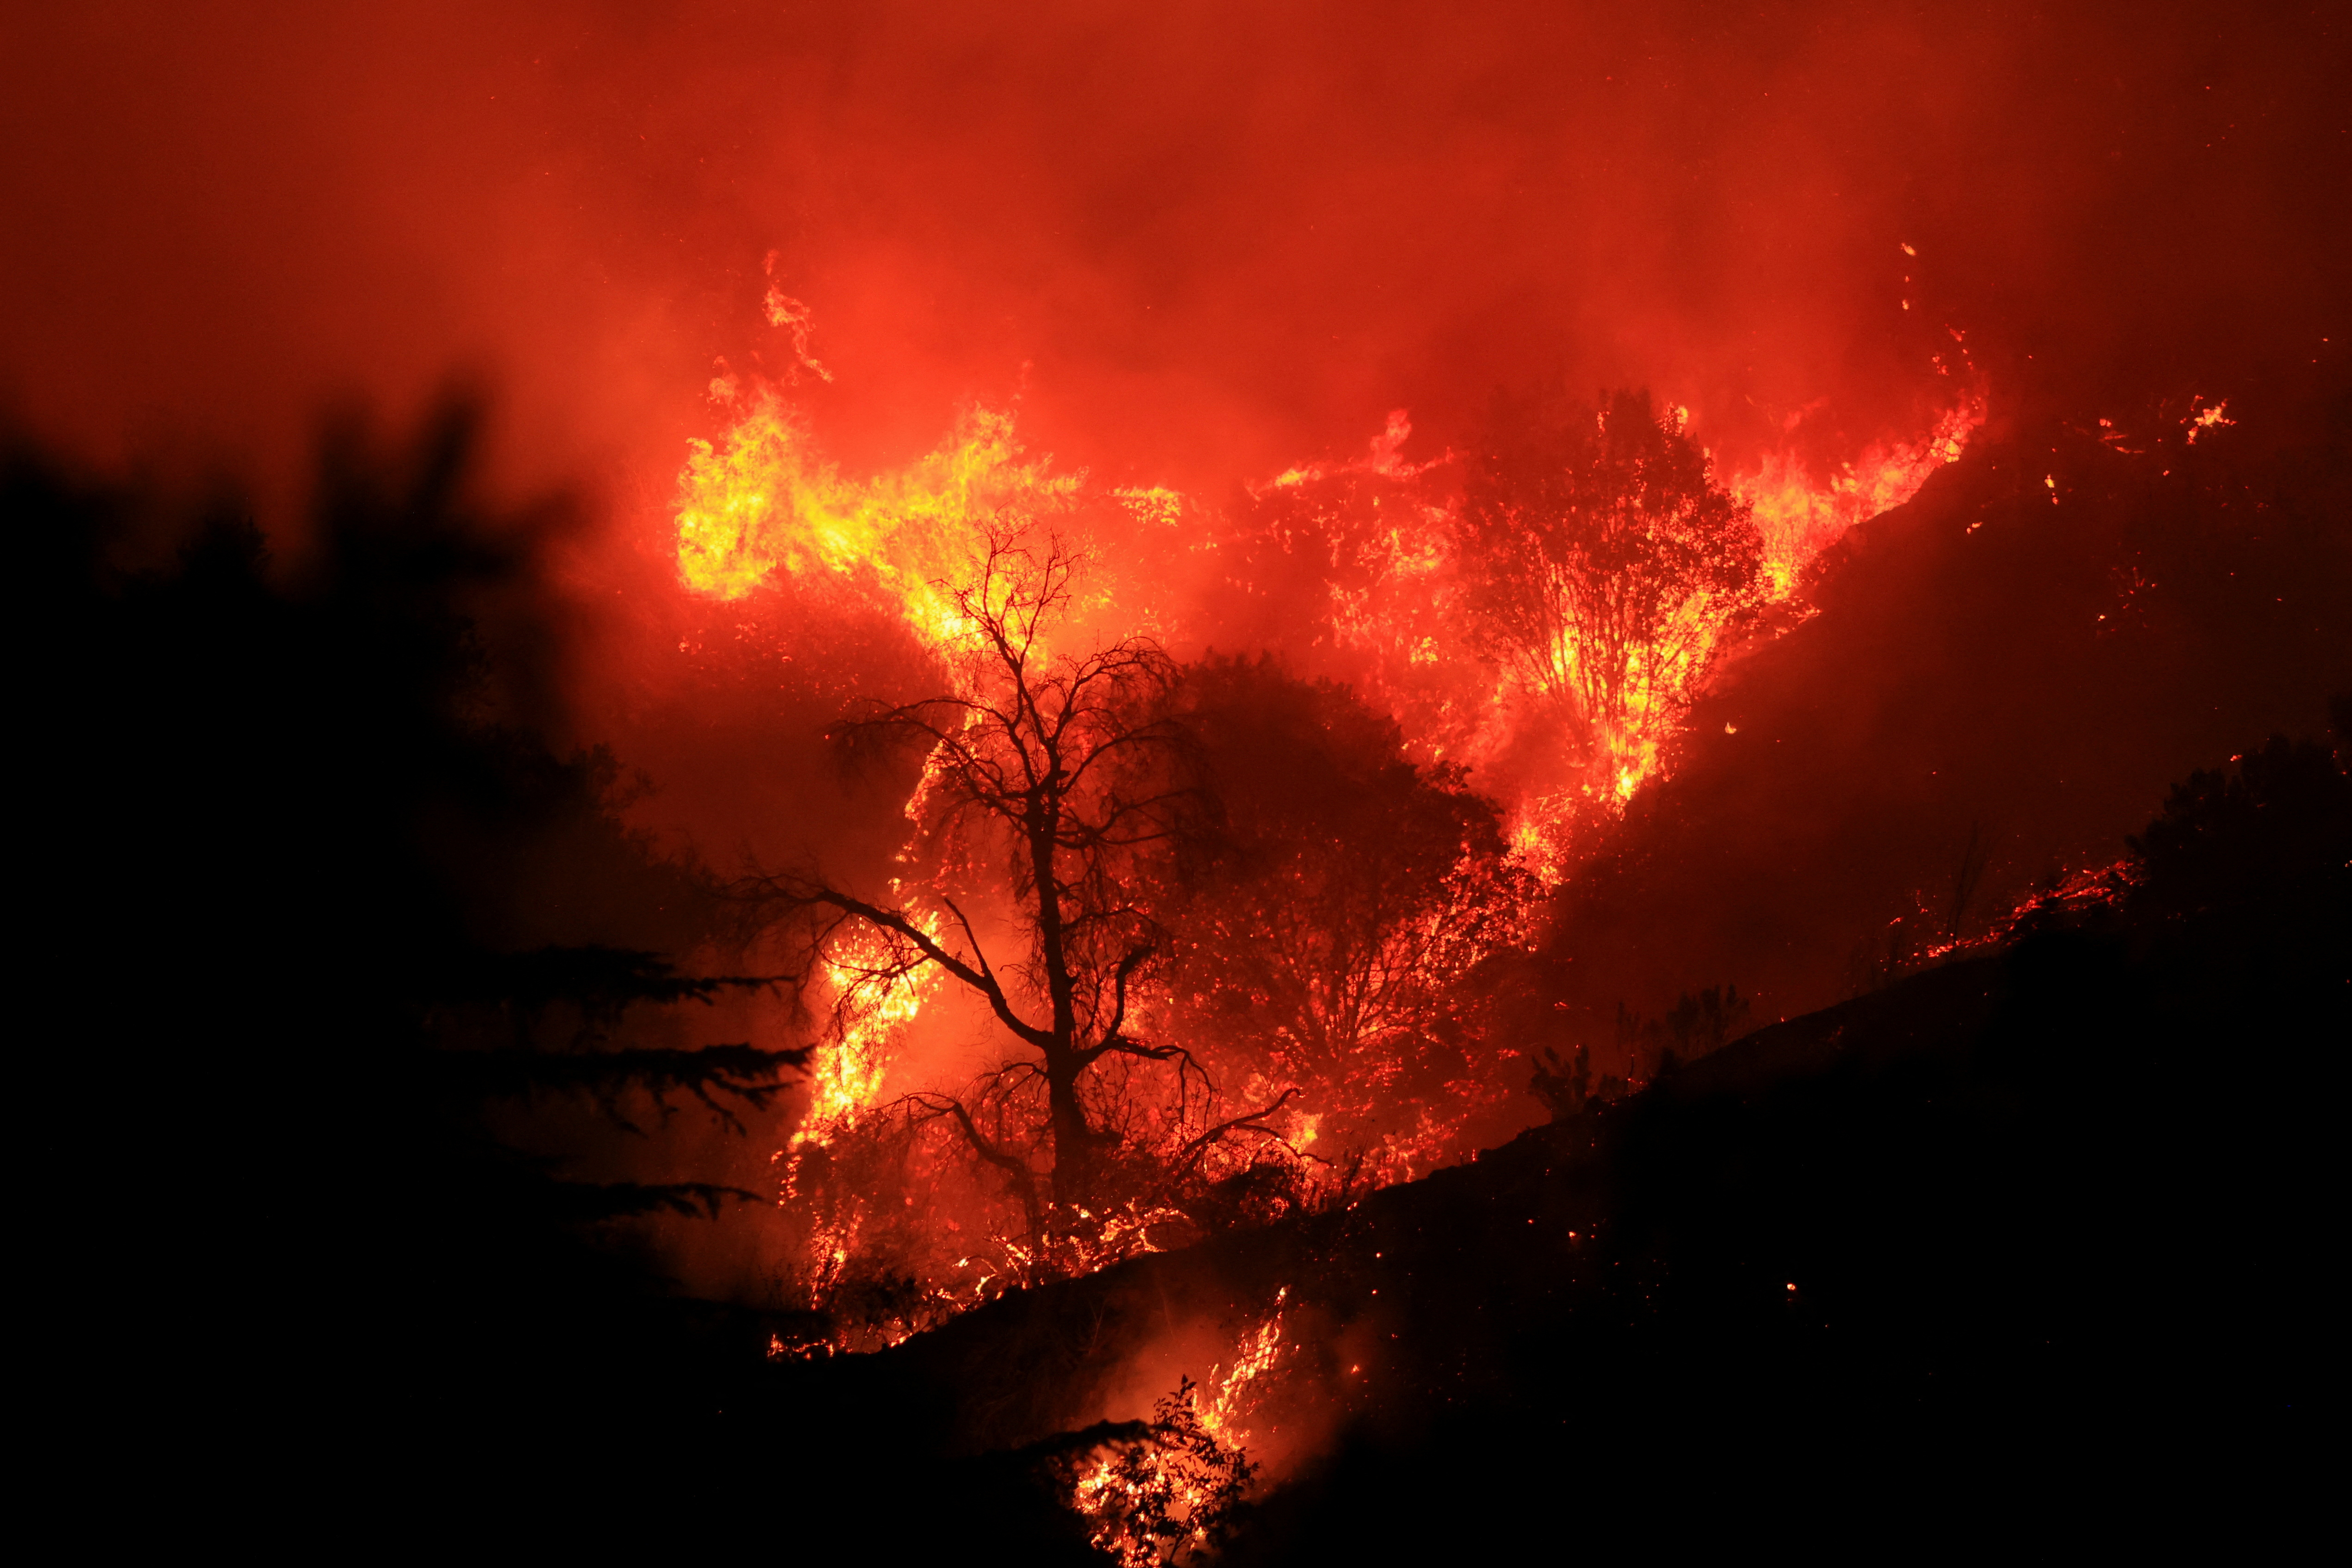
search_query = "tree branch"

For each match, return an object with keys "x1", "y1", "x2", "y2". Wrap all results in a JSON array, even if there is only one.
[
  {"x1": 904, "y1": 1090, "x2": 1044, "y2": 1235},
  {"x1": 1165, "y1": 1088, "x2": 1301, "y2": 1187},
  {"x1": 762, "y1": 877, "x2": 1055, "y2": 1052}
]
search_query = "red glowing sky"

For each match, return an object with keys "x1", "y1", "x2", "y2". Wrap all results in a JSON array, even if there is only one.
[
  {"x1": 4, "y1": 1, "x2": 2340, "y2": 521},
  {"x1": 15, "y1": 2, "x2": 2334, "y2": 1322}
]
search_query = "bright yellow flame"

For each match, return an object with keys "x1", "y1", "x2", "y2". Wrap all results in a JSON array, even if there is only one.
[
  {"x1": 675, "y1": 393, "x2": 1078, "y2": 645},
  {"x1": 1732, "y1": 392, "x2": 1986, "y2": 593},
  {"x1": 1071, "y1": 1289, "x2": 1290, "y2": 1563},
  {"x1": 790, "y1": 917, "x2": 943, "y2": 1153}
]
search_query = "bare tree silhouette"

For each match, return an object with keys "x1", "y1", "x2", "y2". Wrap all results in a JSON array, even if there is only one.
[{"x1": 755, "y1": 524, "x2": 1203, "y2": 1215}]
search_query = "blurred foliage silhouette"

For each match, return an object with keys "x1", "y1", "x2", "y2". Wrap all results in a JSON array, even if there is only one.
[{"x1": 16, "y1": 402, "x2": 804, "y2": 1492}]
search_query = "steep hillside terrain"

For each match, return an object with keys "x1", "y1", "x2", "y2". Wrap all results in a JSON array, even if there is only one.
[
  {"x1": 1542, "y1": 385, "x2": 2350, "y2": 1032},
  {"x1": 729, "y1": 724, "x2": 2341, "y2": 1555}
]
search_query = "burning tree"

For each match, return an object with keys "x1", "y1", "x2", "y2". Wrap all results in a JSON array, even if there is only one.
[
  {"x1": 1457, "y1": 386, "x2": 1765, "y2": 792},
  {"x1": 1160, "y1": 657, "x2": 1538, "y2": 1178},
  {"x1": 673, "y1": 382, "x2": 1979, "y2": 1330},
  {"x1": 759, "y1": 524, "x2": 1212, "y2": 1226},
  {"x1": 1197, "y1": 413, "x2": 1482, "y2": 764}
]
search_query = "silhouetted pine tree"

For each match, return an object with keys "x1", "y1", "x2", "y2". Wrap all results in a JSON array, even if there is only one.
[{"x1": 14, "y1": 403, "x2": 804, "y2": 1480}]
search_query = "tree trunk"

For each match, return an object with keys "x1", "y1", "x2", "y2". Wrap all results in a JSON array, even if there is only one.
[
  {"x1": 1028, "y1": 791, "x2": 1093, "y2": 1208},
  {"x1": 1044, "y1": 1053, "x2": 1093, "y2": 1207}
]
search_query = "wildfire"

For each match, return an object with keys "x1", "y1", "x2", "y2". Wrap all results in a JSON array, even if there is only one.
[
  {"x1": 1260, "y1": 407, "x2": 1425, "y2": 491},
  {"x1": 666, "y1": 321, "x2": 1996, "y2": 1358},
  {"x1": 791, "y1": 917, "x2": 941, "y2": 1148},
  {"x1": 777, "y1": 918, "x2": 944, "y2": 1345},
  {"x1": 1730, "y1": 389, "x2": 1987, "y2": 593},
  {"x1": 1071, "y1": 1290, "x2": 1291, "y2": 1565},
  {"x1": 675, "y1": 390, "x2": 1075, "y2": 644},
  {"x1": 1198, "y1": 1288, "x2": 1290, "y2": 1444}
]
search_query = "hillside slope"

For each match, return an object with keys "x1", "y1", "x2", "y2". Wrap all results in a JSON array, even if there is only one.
[
  {"x1": 729, "y1": 728, "x2": 2341, "y2": 1555},
  {"x1": 1542, "y1": 383, "x2": 2351, "y2": 1033}
]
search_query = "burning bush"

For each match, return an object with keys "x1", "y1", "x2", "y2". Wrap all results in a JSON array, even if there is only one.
[{"x1": 1456, "y1": 386, "x2": 1768, "y2": 798}]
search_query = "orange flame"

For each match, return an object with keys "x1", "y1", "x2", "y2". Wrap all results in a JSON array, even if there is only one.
[
  {"x1": 1071, "y1": 1290, "x2": 1289, "y2": 1561},
  {"x1": 1198, "y1": 1286, "x2": 1289, "y2": 1444},
  {"x1": 790, "y1": 914, "x2": 943, "y2": 1152},
  {"x1": 1731, "y1": 390, "x2": 1986, "y2": 593},
  {"x1": 671, "y1": 323, "x2": 1998, "y2": 1336},
  {"x1": 675, "y1": 392, "x2": 1076, "y2": 644}
]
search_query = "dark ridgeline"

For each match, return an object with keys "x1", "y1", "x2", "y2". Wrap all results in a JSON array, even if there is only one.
[
  {"x1": 1541, "y1": 371, "x2": 2352, "y2": 1031},
  {"x1": 745, "y1": 708, "x2": 2346, "y2": 1558},
  {"x1": 16, "y1": 404, "x2": 803, "y2": 1514},
  {"x1": 1215, "y1": 714, "x2": 2349, "y2": 1557}
]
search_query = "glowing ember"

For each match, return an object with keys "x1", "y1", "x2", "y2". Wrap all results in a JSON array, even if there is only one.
[
  {"x1": 1071, "y1": 1290, "x2": 1290, "y2": 1563},
  {"x1": 2183, "y1": 399, "x2": 2234, "y2": 443}
]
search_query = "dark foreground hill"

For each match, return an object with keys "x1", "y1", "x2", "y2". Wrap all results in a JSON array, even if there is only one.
[{"x1": 730, "y1": 724, "x2": 2345, "y2": 1559}]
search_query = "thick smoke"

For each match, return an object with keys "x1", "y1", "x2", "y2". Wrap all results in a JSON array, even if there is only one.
[
  {"x1": 5, "y1": 0, "x2": 2344, "y2": 1330},
  {"x1": 5, "y1": 2, "x2": 2340, "y2": 497}
]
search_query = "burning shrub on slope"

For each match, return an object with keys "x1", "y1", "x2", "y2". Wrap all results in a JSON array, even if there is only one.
[{"x1": 1457, "y1": 387, "x2": 1768, "y2": 802}]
